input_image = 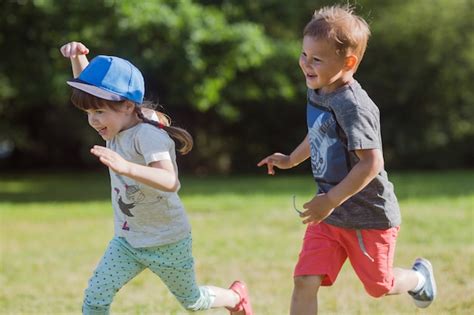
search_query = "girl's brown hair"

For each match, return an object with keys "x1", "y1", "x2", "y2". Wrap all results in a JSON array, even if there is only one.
[{"x1": 71, "y1": 88, "x2": 193, "y2": 155}]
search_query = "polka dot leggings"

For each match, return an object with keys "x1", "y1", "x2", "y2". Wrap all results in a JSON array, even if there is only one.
[{"x1": 82, "y1": 235, "x2": 215, "y2": 314}]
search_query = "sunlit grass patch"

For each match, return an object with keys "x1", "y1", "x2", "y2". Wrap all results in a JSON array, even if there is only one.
[{"x1": 1, "y1": 170, "x2": 473, "y2": 314}]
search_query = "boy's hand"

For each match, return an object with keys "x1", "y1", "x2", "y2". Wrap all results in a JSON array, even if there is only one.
[
  {"x1": 300, "y1": 193, "x2": 337, "y2": 224},
  {"x1": 257, "y1": 153, "x2": 292, "y2": 175},
  {"x1": 60, "y1": 41, "x2": 89, "y2": 58},
  {"x1": 90, "y1": 145, "x2": 131, "y2": 175}
]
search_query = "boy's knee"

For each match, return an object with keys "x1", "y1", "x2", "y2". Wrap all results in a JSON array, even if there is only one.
[
  {"x1": 364, "y1": 282, "x2": 392, "y2": 298},
  {"x1": 293, "y1": 275, "x2": 322, "y2": 292}
]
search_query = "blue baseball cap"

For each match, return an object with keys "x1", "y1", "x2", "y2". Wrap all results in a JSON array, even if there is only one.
[{"x1": 67, "y1": 55, "x2": 145, "y2": 104}]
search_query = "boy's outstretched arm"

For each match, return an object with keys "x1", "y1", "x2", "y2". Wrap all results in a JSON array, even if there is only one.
[
  {"x1": 59, "y1": 41, "x2": 90, "y2": 78},
  {"x1": 301, "y1": 148, "x2": 384, "y2": 224},
  {"x1": 257, "y1": 135, "x2": 310, "y2": 175}
]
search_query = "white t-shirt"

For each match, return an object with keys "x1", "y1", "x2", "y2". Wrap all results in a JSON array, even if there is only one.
[{"x1": 106, "y1": 123, "x2": 191, "y2": 248}]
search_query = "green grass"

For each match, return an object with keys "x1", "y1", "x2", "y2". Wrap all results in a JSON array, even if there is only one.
[{"x1": 1, "y1": 170, "x2": 473, "y2": 314}]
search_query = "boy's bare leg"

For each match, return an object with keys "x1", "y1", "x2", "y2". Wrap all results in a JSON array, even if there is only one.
[
  {"x1": 387, "y1": 267, "x2": 419, "y2": 295},
  {"x1": 390, "y1": 259, "x2": 436, "y2": 308},
  {"x1": 290, "y1": 275, "x2": 322, "y2": 315}
]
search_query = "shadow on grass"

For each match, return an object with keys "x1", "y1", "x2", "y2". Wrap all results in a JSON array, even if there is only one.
[{"x1": 0, "y1": 170, "x2": 472, "y2": 204}]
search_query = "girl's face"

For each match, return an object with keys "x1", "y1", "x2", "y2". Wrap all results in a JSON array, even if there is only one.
[
  {"x1": 299, "y1": 36, "x2": 348, "y2": 94},
  {"x1": 85, "y1": 103, "x2": 137, "y2": 140}
]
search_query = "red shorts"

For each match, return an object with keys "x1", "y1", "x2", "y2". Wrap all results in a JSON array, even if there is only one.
[{"x1": 294, "y1": 222, "x2": 399, "y2": 297}]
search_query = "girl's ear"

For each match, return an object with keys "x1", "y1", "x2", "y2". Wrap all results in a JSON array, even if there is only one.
[
  {"x1": 124, "y1": 101, "x2": 136, "y2": 113},
  {"x1": 344, "y1": 55, "x2": 358, "y2": 70}
]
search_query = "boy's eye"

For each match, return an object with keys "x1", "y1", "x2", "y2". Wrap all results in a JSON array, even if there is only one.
[{"x1": 312, "y1": 57, "x2": 321, "y2": 62}]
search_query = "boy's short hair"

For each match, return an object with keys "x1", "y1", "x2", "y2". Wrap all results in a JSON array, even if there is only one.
[{"x1": 304, "y1": 5, "x2": 370, "y2": 68}]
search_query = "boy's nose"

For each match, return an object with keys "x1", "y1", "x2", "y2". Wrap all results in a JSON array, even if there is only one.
[{"x1": 300, "y1": 56, "x2": 311, "y2": 68}]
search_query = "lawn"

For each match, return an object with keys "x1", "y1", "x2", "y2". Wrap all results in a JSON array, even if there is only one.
[{"x1": 1, "y1": 170, "x2": 473, "y2": 314}]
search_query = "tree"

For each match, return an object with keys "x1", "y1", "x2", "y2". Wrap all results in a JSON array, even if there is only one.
[{"x1": 1, "y1": 0, "x2": 472, "y2": 172}]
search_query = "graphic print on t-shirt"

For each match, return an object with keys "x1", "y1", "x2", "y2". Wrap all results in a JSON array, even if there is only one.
[
  {"x1": 113, "y1": 174, "x2": 165, "y2": 220},
  {"x1": 113, "y1": 173, "x2": 146, "y2": 217},
  {"x1": 307, "y1": 102, "x2": 349, "y2": 185},
  {"x1": 309, "y1": 113, "x2": 337, "y2": 177},
  {"x1": 113, "y1": 186, "x2": 144, "y2": 217}
]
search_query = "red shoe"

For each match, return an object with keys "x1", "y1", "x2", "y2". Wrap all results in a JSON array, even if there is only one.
[{"x1": 226, "y1": 280, "x2": 253, "y2": 315}]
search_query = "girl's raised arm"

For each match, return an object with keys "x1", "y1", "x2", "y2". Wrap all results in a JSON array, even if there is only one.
[{"x1": 59, "y1": 41, "x2": 90, "y2": 78}]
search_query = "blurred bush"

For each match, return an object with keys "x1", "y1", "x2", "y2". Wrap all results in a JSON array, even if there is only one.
[{"x1": 0, "y1": 0, "x2": 472, "y2": 173}]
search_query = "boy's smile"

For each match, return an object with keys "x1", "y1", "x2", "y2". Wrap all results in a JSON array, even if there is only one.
[{"x1": 299, "y1": 36, "x2": 352, "y2": 94}]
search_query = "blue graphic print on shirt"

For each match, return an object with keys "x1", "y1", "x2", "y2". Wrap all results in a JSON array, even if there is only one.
[{"x1": 307, "y1": 101, "x2": 350, "y2": 187}]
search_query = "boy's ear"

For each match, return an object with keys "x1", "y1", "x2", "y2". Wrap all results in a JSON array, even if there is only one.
[{"x1": 344, "y1": 55, "x2": 358, "y2": 70}]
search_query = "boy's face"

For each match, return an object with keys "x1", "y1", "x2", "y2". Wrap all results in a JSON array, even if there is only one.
[
  {"x1": 85, "y1": 103, "x2": 136, "y2": 140},
  {"x1": 299, "y1": 36, "x2": 348, "y2": 94}
]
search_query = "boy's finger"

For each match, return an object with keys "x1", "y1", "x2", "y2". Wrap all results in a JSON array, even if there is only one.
[
  {"x1": 302, "y1": 218, "x2": 319, "y2": 225},
  {"x1": 267, "y1": 162, "x2": 274, "y2": 175},
  {"x1": 256, "y1": 157, "x2": 268, "y2": 167}
]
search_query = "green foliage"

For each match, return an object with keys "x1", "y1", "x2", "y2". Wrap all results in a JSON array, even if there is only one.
[
  {"x1": 362, "y1": 0, "x2": 474, "y2": 168},
  {"x1": 0, "y1": 0, "x2": 472, "y2": 172}
]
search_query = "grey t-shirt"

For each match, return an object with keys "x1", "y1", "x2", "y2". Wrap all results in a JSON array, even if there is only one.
[
  {"x1": 307, "y1": 80, "x2": 401, "y2": 229},
  {"x1": 107, "y1": 123, "x2": 191, "y2": 248}
]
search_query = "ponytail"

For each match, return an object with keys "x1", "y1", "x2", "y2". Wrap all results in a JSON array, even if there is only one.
[{"x1": 134, "y1": 106, "x2": 193, "y2": 155}]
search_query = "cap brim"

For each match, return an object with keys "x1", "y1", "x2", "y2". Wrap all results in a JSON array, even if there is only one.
[{"x1": 67, "y1": 79, "x2": 125, "y2": 102}]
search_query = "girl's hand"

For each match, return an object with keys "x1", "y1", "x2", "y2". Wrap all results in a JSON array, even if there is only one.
[
  {"x1": 90, "y1": 145, "x2": 130, "y2": 175},
  {"x1": 257, "y1": 153, "x2": 292, "y2": 175},
  {"x1": 60, "y1": 41, "x2": 89, "y2": 58},
  {"x1": 300, "y1": 193, "x2": 337, "y2": 224}
]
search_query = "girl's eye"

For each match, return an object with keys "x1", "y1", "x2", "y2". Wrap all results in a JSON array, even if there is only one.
[{"x1": 312, "y1": 57, "x2": 321, "y2": 62}]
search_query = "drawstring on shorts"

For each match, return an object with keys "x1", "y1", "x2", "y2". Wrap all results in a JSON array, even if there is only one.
[{"x1": 356, "y1": 229, "x2": 375, "y2": 262}]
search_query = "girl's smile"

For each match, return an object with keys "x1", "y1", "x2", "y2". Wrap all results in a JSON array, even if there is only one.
[{"x1": 86, "y1": 104, "x2": 138, "y2": 140}]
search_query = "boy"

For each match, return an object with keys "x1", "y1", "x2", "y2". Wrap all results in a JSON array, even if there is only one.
[{"x1": 258, "y1": 5, "x2": 436, "y2": 315}]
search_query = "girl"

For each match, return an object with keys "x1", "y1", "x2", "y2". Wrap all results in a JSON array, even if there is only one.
[{"x1": 60, "y1": 42, "x2": 253, "y2": 315}]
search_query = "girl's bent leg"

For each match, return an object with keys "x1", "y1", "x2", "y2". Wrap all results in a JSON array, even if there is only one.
[
  {"x1": 290, "y1": 275, "x2": 322, "y2": 315},
  {"x1": 146, "y1": 235, "x2": 216, "y2": 311},
  {"x1": 83, "y1": 237, "x2": 145, "y2": 315}
]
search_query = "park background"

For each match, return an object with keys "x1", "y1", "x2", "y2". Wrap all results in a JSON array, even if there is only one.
[{"x1": 1, "y1": 0, "x2": 473, "y2": 314}]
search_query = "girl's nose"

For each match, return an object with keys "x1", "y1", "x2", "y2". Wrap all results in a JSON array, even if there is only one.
[{"x1": 88, "y1": 114, "x2": 98, "y2": 126}]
